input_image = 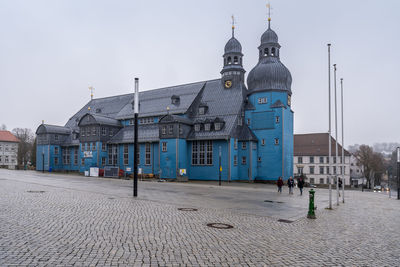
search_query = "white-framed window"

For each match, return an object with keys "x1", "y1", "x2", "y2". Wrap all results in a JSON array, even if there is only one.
[
  {"x1": 102, "y1": 143, "x2": 106, "y2": 151},
  {"x1": 145, "y1": 143, "x2": 151, "y2": 165},
  {"x1": 234, "y1": 155, "x2": 238, "y2": 166},
  {"x1": 319, "y1": 166, "x2": 324, "y2": 174},
  {"x1": 298, "y1": 157, "x2": 303, "y2": 163},
  {"x1": 199, "y1": 107, "x2": 205, "y2": 115},
  {"x1": 168, "y1": 125, "x2": 173, "y2": 135},
  {"x1": 109, "y1": 129, "x2": 113, "y2": 136},
  {"x1": 129, "y1": 119, "x2": 134, "y2": 125},
  {"x1": 214, "y1": 122, "x2": 222, "y2": 131},
  {"x1": 162, "y1": 126, "x2": 166, "y2": 135},
  {"x1": 54, "y1": 134, "x2": 59, "y2": 141},
  {"x1": 234, "y1": 139, "x2": 238, "y2": 150},
  {"x1": 274, "y1": 138, "x2": 279, "y2": 145},
  {"x1": 123, "y1": 144, "x2": 129, "y2": 165},
  {"x1": 320, "y1": 178, "x2": 324, "y2": 184},
  {"x1": 54, "y1": 147, "x2": 59, "y2": 154},
  {"x1": 74, "y1": 148, "x2": 78, "y2": 165},
  {"x1": 310, "y1": 156, "x2": 314, "y2": 163},
  {"x1": 310, "y1": 166, "x2": 315, "y2": 174},
  {"x1": 241, "y1": 156, "x2": 246, "y2": 165},
  {"x1": 242, "y1": 142, "x2": 247, "y2": 150},
  {"x1": 275, "y1": 116, "x2": 280, "y2": 123},
  {"x1": 204, "y1": 123, "x2": 210, "y2": 131},
  {"x1": 192, "y1": 140, "x2": 213, "y2": 165},
  {"x1": 262, "y1": 139, "x2": 265, "y2": 146},
  {"x1": 162, "y1": 142, "x2": 167, "y2": 152},
  {"x1": 319, "y1": 156, "x2": 324, "y2": 163},
  {"x1": 101, "y1": 127, "x2": 106, "y2": 136},
  {"x1": 257, "y1": 97, "x2": 267, "y2": 104},
  {"x1": 195, "y1": 124, "x2": 201, "y2": 132},
  {"x1": 101, "y1": 157, "x2": 106, "y2": 166},
  {"x1": 92, "y1": 127, "x2": 96, "y2": 136}
]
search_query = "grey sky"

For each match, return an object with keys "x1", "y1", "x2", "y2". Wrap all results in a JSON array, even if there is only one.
[{"x1": 1, "y1": 0, "x2": 399, "y2": 147}]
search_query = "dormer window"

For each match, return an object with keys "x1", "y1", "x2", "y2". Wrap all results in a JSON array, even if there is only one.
[
  {"x1": 204, "y1": 123, "x2": 211, "y2": 131},
  {"x1": 54, "y1": 134, "x2": 59, "y2": 141},
  {"x1": 214, "y1": 122, "x2": 221, "y2": 131},
  {"x1": 199, "y1": 107, "x2": 205, "y2": 115},
  {"x1": 195, "y1": 124, "x2": 201, "y2": 132},
  {"x1": 168, "y1": 125, "x2": 173, "y2": 135},
  {"x1": 171, "y1": 95, "x2": 180, "y2": 105},
  {"x1": 161, "y1": 126, "x2": 166, "y2": 135}
]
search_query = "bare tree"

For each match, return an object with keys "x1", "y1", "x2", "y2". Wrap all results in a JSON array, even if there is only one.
[
  {"x1": 12, "y1": 128, "x2": 35, "y2": 168},
  {"x1": 354, "y1": 145, "x2": 385, "y2": 188}
]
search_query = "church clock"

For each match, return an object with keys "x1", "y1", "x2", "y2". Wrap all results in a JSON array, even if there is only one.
[{"x1": 224, "y1": 80, "x2": 232, "y2": 89}]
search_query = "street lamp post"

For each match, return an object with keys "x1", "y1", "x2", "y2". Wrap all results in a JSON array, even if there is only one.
[
  {"x1": 397, "y1": 147, "x2": 400, "y2": 200},
  {"x1": 327, "y1": 44, "x2": 332, "y2": 210},
  {"x1": 219, "y1": 146, "x2": 222, "y2": 186},
  {"x1": 133, "y1": 78, "x2": 139, "y2": 197},
  {"x1": 42, "y1": 152, "x2": 44, "y2": 173}
]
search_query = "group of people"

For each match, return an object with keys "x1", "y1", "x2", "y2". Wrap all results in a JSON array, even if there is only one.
[{"x1": 276, "y1": 176, "x2": 305, "y2": 195}]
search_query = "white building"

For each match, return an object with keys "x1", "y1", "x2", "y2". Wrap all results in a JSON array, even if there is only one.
[
  {"x1": 349, "y1": 154, "x2": 365, "y2": 187},
  {"x1": 0, "y1": 131, "x2": 19, "y2": 169},
  {"x1": 294, "y1": 133, "x2": 351, "y2": 185}
]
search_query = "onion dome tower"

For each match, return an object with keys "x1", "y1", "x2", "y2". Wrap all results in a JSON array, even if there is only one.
[
  {"x1": 220, "y1": 17, "x2": 245, "y2": 89},
  {"x1": 247, "y1": 18, "x2": 292, "y2": 96}
]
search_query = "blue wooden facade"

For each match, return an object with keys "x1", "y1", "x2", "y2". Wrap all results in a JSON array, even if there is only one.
[{"x1": 36, "y1": 19, "x2": 294, "y2": 181}]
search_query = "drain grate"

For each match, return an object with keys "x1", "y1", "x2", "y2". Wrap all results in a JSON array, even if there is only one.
[
  {"x1": 27, "y1": 191, "x2": 46, "y2": 194},
  {"x1": 178, "y1": 208, "x2": 198, "y2": 211},
  {"x1": 264, "y1": 200, "x2": 284, "y2": 204},
  {"x1": 278, "y1": 219, "x2": 294, "y2": 223},
  {"x1": 207, "y1": 223, "x2": 234, "y2": 229}
]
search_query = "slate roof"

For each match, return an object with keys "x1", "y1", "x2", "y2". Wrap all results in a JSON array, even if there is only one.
[
  {"x1": 187, "y1": 79, "x2": 256, "y2": 141},
  {"x1": 36, "y1": 124, "x2": 71, "y2": 135},
  {"x1": 108, "y1": 125, "x2": 159, "y2": 144},
  {"x1": 115, "y1": 81, "x2": 206, "y2": 119},
  {"x1": 79, "y1": 114, "x2": 121, "y2": 127},
  {"x1": 159, "y1": 114, "x2": 193, "y2": 125},
  {"x1": 0, "y1": 131, "x2": 20, "y2": 143},
  {"x1": 294, "y1": 133, "x2": 350, "y2": 157}
]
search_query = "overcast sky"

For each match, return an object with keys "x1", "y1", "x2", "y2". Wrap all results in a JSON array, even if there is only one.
[{"x1": 1, "y1": 0, "x2": 399, "y2": 147}]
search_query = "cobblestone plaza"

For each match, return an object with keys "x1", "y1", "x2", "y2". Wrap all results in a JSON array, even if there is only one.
[{"x1": 1, "y1": 169, "x2": 399, "y2": 266}]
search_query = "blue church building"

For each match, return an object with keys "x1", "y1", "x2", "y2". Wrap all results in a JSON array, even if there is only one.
[{"x1": 36, "y1": 18, "x2": 294, "y2": 181}]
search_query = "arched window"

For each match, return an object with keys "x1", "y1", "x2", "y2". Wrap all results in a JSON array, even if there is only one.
[
  {"x1": 227, "y1": 56, "x2": 232, "y2": 64},
  {"x1": 264, "y1": 48, "x2": 268, "y2": 56},
  {"x1": 271, "y1": 47, "x2": 276, "y2": 56},
  {"x1": 233, "y1": 56, "x2": 238, "y2": 64}
]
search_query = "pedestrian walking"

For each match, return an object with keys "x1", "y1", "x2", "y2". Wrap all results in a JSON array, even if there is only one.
[
  {"x1": 298, "y1": 177, "x2": 305, "y2": 196},
  {"x1": 277, "y1": 176, "x2": 284, "y2": 193},
  {"x1": 288, "y1": 176, "x2": 294, "y2": 194}
]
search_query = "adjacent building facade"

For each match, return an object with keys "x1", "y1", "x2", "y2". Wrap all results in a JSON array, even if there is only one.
[
  {"x1": 294, "y1": 133, "x2": 351, "y2": 185},
  {"x1": 0, "y1": 131, "x2": 19, "y2": 169},
  {"x1": 36, "y1": 18, "x2": 294, "y2": 181}
]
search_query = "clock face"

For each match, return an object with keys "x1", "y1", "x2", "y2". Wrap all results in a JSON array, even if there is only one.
[
  {"x1": 224, "y1": 80, "x2": 232, "y2": 89},
  {"x1": 287, "y1": 95, "x2": 291, "y2": 106}
]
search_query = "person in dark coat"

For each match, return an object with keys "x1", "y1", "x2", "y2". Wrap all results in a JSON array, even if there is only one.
[
  {"x1": 298, "y1": 177, "x2": 305, "y2": 196},
  {"x1": 288, "y1": 176, "x2": 294, "y2": 194},
  {"x1": 277, "y1": 176, "x2": 284, "y2": 193}
]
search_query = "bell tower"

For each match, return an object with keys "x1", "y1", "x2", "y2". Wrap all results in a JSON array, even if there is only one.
[{"x1": 220, "y1": 16, "x2": 245, "y2": 89}]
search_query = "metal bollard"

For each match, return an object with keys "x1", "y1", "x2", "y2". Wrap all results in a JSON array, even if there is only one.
[{"x1": 307, "y1": 189, "x2": 316, "y2": 219}]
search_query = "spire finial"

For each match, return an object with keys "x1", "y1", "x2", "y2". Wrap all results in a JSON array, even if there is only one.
[
  {"x1": 231, "y1": 15, "x2": 236, "y2": 37},
  {"x1": 88, "y1": 86, "x2": 94, "y2": 100},
  {"x1": 266, "y1": 2, "x2": 272, "y2": 28}
]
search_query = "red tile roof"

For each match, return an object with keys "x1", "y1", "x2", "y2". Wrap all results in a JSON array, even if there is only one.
[
  {"x1": 0, "y1": 131, "x2": 20, "y2": 142},
  {"x1": 294, "y1": 133, "x2": 350, "y2": 157}
]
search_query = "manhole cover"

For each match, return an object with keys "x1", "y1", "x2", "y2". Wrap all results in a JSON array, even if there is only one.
[
  {"x1": 178, "y1": 208, "x2": 198, "y2": 211},
  {"x1": 206, "y1": 223, "x2": 234, "y2": 229},
  {"x1": 264, "y1": 200, "x2": 284, "y2": 203},
  {"x1": 278, "y1": 219, "x2": 294, "y2": 223},
  {"x1": 27, "y1": 191, "x2": 46, "y2": 194}
]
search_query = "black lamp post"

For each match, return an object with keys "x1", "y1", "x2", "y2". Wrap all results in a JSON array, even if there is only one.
[
  {"x1": 397, "y1": 147, "x2": 400, "y2": 200},
  {"x1": 133, "y1": 78, "x2": 139, "y2": 197}
]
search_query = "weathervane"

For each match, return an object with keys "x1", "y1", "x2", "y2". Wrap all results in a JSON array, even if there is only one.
[
  {"x1": 231, "y1": 15, "x2": 236, "y2": 37},
  {"x1": 266, "y1": 1, "x2": 272, "y2": 27},
  {"x1": 88, "y1": 86, "x2": 94, "y2": 100}
]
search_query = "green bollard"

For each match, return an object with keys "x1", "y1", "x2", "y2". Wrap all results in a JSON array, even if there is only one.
[{"x1": 307, "y1": 189, "x2": 316, "y2": 219}]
